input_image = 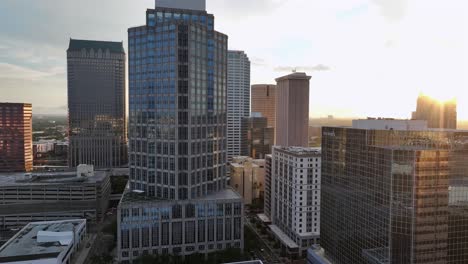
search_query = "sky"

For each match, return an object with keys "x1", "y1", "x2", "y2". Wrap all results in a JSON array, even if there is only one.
[{"x1": 0, "y1": 0, "x2": 466, "y2": 119}]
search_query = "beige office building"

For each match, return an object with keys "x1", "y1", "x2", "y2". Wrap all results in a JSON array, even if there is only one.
[
  {"x1": 229, "y1": 157, "x2": 265, "y2": 205},
  {"x1": 275, "y1": 72, "x2": 310, "y2": 147},
  {"x1": 251, "y1": 84, "x2": 277, "y2": 128}
]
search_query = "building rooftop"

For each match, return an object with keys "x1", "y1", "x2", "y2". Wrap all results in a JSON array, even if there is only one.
[
  {"x1": 352, "y1": 118, "x2": 428, "y2": 131},
  {"x1": 68, "y1": 39, "x2": 124, "y2": 53},
  {"x1": 0, "y1": 219, "x2": 86, "y2": 262},
  {"x1": 230, "y1": 157, "x2": 265, "y2": 167},
  {"x1": 269, "y1": 225, "x2": 299, "y2": 249},
  {"x1": 0, "y1": 170, "x2": 108, "y2": 187},
  {"x1": 0, "y1": 102, "x2": 32, "y2": 107},
  {"x1": 155, "y1": 0, "x2": 206, "y2": 11},
  {"x1": 223, "y1": 261, "x2": 264, "y2": 264},
  {"x1": 121, "y1": 188, "x2": 242, "y2": 205},
  {"x1": 307, "y1": 246, "x2": 333, "y2": 264},
  {"x1": 274, "y1": 146, "x2": 321, "y2": 156},
  {"x1": 276, "y1": 72, "x2": 311, "y2": 82}
]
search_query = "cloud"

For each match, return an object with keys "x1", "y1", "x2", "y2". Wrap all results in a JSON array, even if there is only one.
[
  {"x1": 372, "y1": 0, "x2": 408, "y2": 21},
  {"x1": 274, "y1": 64, "x2": 332, "y2": 72},
  {"x1": 251, "y1": 57, "x2": 268, "y2": 67},
  {"x1": 0, "y1": 63, "x2": 65, "y2": 80},
  {"x1": 208, "y1": 0, "x2": 287, "y2": 17}
]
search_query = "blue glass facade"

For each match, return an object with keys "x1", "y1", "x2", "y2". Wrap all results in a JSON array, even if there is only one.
[
  {"x1": 119, "y1": 4, "x2": 243, "y2": 262},
  {"x1": 128, "y1": 7, "x2": 228, "y2": 200}
]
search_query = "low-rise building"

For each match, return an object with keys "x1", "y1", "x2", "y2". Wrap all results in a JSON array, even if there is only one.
[
  {"x1": 0, "y1": 219, "x2": 86, "y2": 264},
  {"x1": 229, "y1": 157, "x2": 265, "y2": 205},
  {"x1": 117, "y1": 188, "x2": 244, "y2": 263},
  {"x1": 307, "y1": 246, "x2": 333, "y2": 264},
  {"x1": 266, "y1": 147, "x2": 321, "y2": 258},
  {"x1": 0, "y1": 166, "x2": 110, "y2": 229}
]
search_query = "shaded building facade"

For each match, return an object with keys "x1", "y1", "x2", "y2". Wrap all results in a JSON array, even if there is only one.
[
  {"x1": 227, "y1": 50, "x2": 250, "y2": 161},
  {"x1": 0, "y1": 103, "x2": 33, "y2": 172},
  {"x1": 275, "y1": 73, "x2": 310, "y2": 147},
  {"x1": 118, "y1": 1, "x2": 243, "y2": 262},
  {"x1": 0, "y1": 167, "x2": 110, "y2": 229},
  {"x1": 229, "y1": 157, "x2": 265, "y2": 205},
  {"x1": 67, "y1": 39, "x2": 127, "y2": 168},
  {"x1": 241, "y1": 114, "x2": 274, "y2": 159},
  {"x1": 412, "y1": 94, "x2": 457, "y2": 129},
  {"x1": 251, "y1": 84, "x2": 276, "y2": 128},
  {"x1": 321, "y1": 120, "x2": 468, "y2": 264}
]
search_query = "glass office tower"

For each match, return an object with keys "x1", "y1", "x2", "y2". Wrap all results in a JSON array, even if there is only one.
[
  {"x1": 118, "y1": 1, "x2": 243, "y2": 262},
  {"x1": 227, "y1": 50, "x2": 250, "y2": 161},
  {"x1": 67, "y1": 39, "x2": 127, "y2": 168},
  {"x1": 321, "y1": 121, "x2": 468, "y2": 264}
]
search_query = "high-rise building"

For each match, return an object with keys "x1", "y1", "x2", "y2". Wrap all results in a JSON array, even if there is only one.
[
  {"x1": 412, "y1": 94, "x2": 457, "y2": 129},
  {"x1": 264, "y1": 154, "x2": 273, "y2": 219},
  {"x1": 266, "y1": 146, "x2": 321, "y2": 257},
  {"x1": 321, "y1": 119, "x2": 468, "y2": 264},
  {"x1": 227, "y1": 50, "x2": 250, "y2": 160},
  {"x1": 118, "y1": 1, "x2": 244, "y2": 262},
  {"x1": 275, "y1": 72, "x2": 311, "y2": 147},
  {"x1": 0, "y1": 103, "x2": 33, "y2": 172},
  {"x1": 67, "y1": 39, "x2": 127, "y2": 168},
  {"x1": 229, "y1": 156, "x2": 265, "y2": 205},
  {"x1": 251, "y1": 84, "x2": 276, "y2": 128},
  {"x1": 241, "y1": 113, "x2": 274, "y2": 159}
]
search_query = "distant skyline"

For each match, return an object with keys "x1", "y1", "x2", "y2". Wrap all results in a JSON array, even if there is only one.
[{"x1": 0, "y1": 0, "x2": 466, "y2": 118}]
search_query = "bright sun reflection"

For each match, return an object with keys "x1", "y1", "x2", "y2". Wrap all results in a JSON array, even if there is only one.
[{"x1": 420, "y1": 92, "x2": 457, "y2": 104}]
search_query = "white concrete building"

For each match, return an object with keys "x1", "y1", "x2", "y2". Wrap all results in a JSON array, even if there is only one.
[
  {"x1": 0, "y1": 219, "x2": 86, "y2": 264},
  {"x1": 266, "y1": 147, "x2": 321, "y2": 257},
  {"x1": 227, "y1": 50, "x2": 250, "y2": 161}
]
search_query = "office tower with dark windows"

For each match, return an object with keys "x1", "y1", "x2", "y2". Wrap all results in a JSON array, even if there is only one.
[
  {"x1": 67, "y1": 39, "x2": 127, "y2": 168},
  {"x1": 275, "y1": 72, "x2": 311, "y2": 147},
  {"x1": 251, "y1": 84, "x2": 276, "y2": 128},
  {"x1": 266, "y1": 147, "x2": 321, "y2": 258},
  {"x1": 227, "y1": 50, "x2": 250, "y2": 161},
  {"x1": 412, "y1": 94, "x2": 457, "y2": 129},
  {"x1": 119, "y1": 0, "x2": 243, "y2": 262},
  {"x1": 241, "y1": 113, "x2": 274, "y2": 159},
  {"x1": 0, "y1": 103, "x2": 33, "y2": 172},
  {"x1": 321, "y1": 119, "x2": 468, "y2": 264}
]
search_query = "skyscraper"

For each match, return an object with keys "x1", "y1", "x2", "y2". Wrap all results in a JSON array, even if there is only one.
[
  {"x1": 412, "y1": 94, "x2": 457, "y2": 129},
  {"x1": 266, "y1": 146, "x2": 321, "y2": 257},
  {"x1": 118, "y1": 1, "x2": 243, "y2": 261},
  {"x1": 0, "y1": 103, "x2": 33, "y2": 172},
  {"x1": 227, "y1": 50, "x2": 250, "y2": 161},
  {"x1": 251, "y1": 84, "x2": 276, "y2": 128},
  {"x1": 321, "y1": 119, "x2": 468, "y2": 264},
  {"x1": 275, "y1": 72, "x2": 311, "y2": 147},
  {"x1": 67, "y1": 39, "x2": 127, "y2": 168},
  {"x1": 241, "y1": 113, "x2": 274, "y2": 159}
]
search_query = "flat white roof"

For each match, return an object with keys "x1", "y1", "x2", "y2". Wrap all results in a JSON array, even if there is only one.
[
  {"x1": 257, "y1": 213, "x2": 271, "y2": 223},
  {"x1": 0, "y1": 219, "x2": 86, "y2": 262},
  {"x1": 269, "y1": 225, "x2": 299, "y2": 249}
]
